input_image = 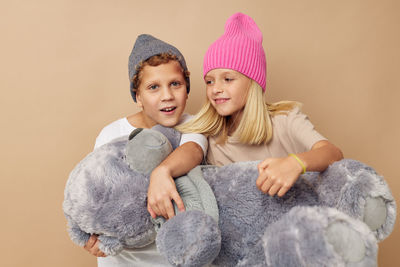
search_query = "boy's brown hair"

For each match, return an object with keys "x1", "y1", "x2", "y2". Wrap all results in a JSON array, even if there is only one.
[{"x1": 131, "y1": 53, "x2": 190, "y2": 96}]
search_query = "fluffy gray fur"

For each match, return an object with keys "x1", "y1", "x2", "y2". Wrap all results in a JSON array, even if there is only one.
[
  {"x1": 157, "y1": 210, "x2": 221, "y2": 267},
  {"x1": 316, "y1": 159, "x2": 396, "y2": 240},
  {"x1": 237, "y1": 206, "x2": 377, "y2": 267},
  {"x1": 190, "y1": 160, "x2": 395, "y2": 266},
  {"x1": 63, "y1": 126, "x2": 396, "y2": 266},
  {"x1": 63, "y1": 127, "x2": 177, "y2": 255}
]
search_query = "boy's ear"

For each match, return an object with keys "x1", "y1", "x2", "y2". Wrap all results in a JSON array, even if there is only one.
[{"x1": 136, "y1": 91, "x2": 143, "y2": 108}]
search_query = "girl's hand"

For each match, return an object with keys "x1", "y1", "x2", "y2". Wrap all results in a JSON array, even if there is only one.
[
  {"x1": 147, "y1": 166, "x2": 185, "y2": 220},
  {"x1": 256, "y1": 156, "x2": 304, "y2": 197},
  {"x1": 84, "y1": 234, "x2": 106, "y2": 257}
]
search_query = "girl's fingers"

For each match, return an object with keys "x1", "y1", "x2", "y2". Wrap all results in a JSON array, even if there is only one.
[
  {"x1": 147, "y1": 204, "x2": 157, "y2": 218},
  {"x1": 150, "y1": 205, "x2": 162, "y2": 219},
  {"x1": 256, "y1": 168, "x2": 269, "y2": 188},
  {"x1": 267, "y1": 183, "x2": 281, "y2": 196},
  {"x1": 257, "y1": 159, "x2": 270, "y2": 171},
  {"x1": 277, "y1": 184, "x2": 291, "y2": 197},
  {"x1": 260, "y1": 177, "x2": 274, "y2": 193},
  {"x1": 157, "y1": 204, "x2": 168, "y2": 219}
]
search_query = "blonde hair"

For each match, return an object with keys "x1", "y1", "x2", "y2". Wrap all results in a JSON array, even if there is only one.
[{"x1": 176, "y1": 80, "x2": 300, "y2": 145}]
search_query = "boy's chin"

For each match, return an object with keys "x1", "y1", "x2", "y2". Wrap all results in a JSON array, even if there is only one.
[
  {"x1": 157, "y1": 111, "x2": 184, "y2": 127},
  {"x1": 158, "y1": 117, "x2": 180, "y2": 128}
]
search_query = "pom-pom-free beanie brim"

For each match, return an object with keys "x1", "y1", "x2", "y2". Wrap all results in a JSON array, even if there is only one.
[
  {"x1": 203, "y1": 13, "x2": 266, "y2": 91},
  {"x1": 128, "y1": 34, "x2": 190, "y2": 102}
]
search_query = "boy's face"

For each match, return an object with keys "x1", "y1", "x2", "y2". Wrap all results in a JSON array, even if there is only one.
[{"x1": 136, "y1": 61, "x2": 188, "y2": 127}]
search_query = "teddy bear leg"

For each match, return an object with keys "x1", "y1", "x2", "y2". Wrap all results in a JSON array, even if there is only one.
[
  {"x1": 317, "y1": 159, "x2": 396, "y2": 241},
  {"x1": 97, "y1": 235, "x2": 124, "y2": 256},
  {"x1": 259, "y1": 206, "x2": 377, "y2": 267},
  {"x1": 66, "y1": 218, "x2": 91, "y2": 247},
  {"x1": 156, "y1": 210, "x2": 221, "y2": 267}
]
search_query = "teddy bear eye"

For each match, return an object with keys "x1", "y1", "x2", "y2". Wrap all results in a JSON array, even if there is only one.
[{"x1": 129, "y1": 128, "x2": 143, "y2": 140}]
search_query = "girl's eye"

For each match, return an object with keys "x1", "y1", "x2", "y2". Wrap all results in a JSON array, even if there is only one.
[
  {"x1": 225, "y1": 78, "x2": 233, "y2": 82},
  {"x1": 205, "y1": 80, "x2": 213, "y2": 85}
]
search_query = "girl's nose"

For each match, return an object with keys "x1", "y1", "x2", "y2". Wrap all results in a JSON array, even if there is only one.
[{"x1": 212, "y1": 82, "x2": 223, "y2": 94}]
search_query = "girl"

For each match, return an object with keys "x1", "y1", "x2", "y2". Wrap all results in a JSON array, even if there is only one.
[
  {"x1": 84, "y1": 34, "x2": 207, "y2": 266},
  {"x1": 177, "y1": 12, "x2": 343, "y2": 197}
]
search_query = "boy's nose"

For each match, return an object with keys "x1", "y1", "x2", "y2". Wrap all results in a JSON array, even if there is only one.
[{"x1": 161, "y1": 87, "x2": 174, "y2": 101}]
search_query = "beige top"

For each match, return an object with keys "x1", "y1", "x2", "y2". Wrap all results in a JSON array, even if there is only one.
[{"x1": 207, "y1": 107, "x2": 327, "y2": 166}]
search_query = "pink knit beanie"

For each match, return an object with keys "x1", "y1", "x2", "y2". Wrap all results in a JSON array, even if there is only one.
[{"x1": 203, "y1": 12, "x2": 266, "y2": 91}]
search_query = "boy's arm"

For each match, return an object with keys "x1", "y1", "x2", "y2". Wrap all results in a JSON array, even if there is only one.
[
  {"x1": 147, "y1": 141, "x2": 204, "y2": 219},
  {"x1": 256, "y1": 140, "x2": 343, "y2": 197}
]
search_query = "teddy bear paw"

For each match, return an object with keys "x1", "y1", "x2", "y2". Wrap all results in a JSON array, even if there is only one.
[
  {"x1": 262, "y1": 206, "x2": 378, "y2": 267},
  {"x1": 156, "y1": 210, "x2": 221, "y2": 267}
]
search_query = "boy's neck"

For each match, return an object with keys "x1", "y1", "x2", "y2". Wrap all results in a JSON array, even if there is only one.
[{"x1": 127, "y1": 111, "x2": 156, "y2": 129}]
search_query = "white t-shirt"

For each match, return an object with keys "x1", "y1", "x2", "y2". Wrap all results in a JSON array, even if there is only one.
[
  {"x1": 94, "y1": 114, "x2": 207, "y2": 267},
  {"x1": 95, "y1": 114, "x2": 207, "y2": 155}
]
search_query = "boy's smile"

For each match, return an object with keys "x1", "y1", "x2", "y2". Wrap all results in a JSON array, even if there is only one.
[{"x1": 136, "y1": 61, "x2": 188, "y2": 128}]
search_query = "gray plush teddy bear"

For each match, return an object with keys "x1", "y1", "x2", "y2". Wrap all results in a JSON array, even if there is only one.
[{"x1": 63, "y1": 126, "x2": 396, "y2": 267}]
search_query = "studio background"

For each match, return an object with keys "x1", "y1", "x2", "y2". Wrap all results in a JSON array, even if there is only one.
[{"x1": 1, "y1": 0, "x2": 398, "y2": 266}]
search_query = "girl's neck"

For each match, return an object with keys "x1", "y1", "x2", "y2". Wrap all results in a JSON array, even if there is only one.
[{"x1": 227, "y1": 110, "x2": 243, "y2": 135}]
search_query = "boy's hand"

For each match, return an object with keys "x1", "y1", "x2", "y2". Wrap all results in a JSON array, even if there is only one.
[
  {"x1": 256, "y1": 156, "x2": 303, "y2": 197},
  {"x1": 84, "y1": 234, "x2": 106, "y2": 257},
  {"x1": 147, "y1": 166, "x2": 185, "y2": 220}
]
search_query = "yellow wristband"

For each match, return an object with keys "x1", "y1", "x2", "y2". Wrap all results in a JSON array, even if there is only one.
[{"x1": 289, "y1": 153, "x2": 306, "y2": 174}]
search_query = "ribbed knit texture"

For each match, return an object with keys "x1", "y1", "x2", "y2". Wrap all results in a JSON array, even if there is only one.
[
  {"x1": 203, "y1": 13, "x2": 267, "y2": 91},
  {"x1": 128, "y1": 34, "x2": 190, "y2": 102}
]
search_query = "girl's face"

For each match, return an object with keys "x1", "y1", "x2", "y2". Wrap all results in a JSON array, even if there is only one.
[
  {"x1": 205, "y1": 68, "x2": 251, "y2": 120},
  {"x1": 136, "y1": 61, "x2": 188, "y2": 127}
]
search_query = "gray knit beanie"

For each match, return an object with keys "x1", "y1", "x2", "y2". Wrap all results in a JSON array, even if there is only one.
[{"x1": 128, "y1": 34, "x2": 190, "y2": 102}]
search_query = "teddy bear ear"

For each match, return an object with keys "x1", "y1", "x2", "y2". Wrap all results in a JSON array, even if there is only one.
[{"x1": 128, "y1": 128, "x2": 144, "y2": 140}]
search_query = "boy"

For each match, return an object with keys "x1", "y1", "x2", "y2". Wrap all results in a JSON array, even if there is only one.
[{"x1": 85, "y1": 34, "x2": 206, "y2": 266}]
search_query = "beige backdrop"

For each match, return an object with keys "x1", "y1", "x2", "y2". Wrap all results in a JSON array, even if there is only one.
[{"x1": 1, "y1": 0, "x2": 399, "y2": 266}]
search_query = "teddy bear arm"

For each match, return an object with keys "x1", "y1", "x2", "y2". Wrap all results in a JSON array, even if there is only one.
[
  {"x1": 66, "y1": 218, "x2": 91, "y2": 248},
  {"x1": 97, "y1": 235, "x2": 124, "y2": 256},
  {"x1": 250, "y1": 206, "x2": 378, "y2": 267},
  {"x1": 316, "y1": 159, "x2": 396, "y2": 241},
  {"x1": 156, "y1": 210, "x2": 221, "y2": 267}
]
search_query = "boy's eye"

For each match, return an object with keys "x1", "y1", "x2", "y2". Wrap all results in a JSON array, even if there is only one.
[
  {"x1": 148, "y1": 84, "x2": 159, "y2": 90},
  {"x1": 171, "y1": 81, "x2": 181, "y2": 87}
]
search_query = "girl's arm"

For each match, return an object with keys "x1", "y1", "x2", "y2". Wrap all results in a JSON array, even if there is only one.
[
  {"x1": 256, "y1": 140, "x2": 343, "y2": 197},
  {"x1": 147, "y1": 141, "x2": 204, "y2": 219}
]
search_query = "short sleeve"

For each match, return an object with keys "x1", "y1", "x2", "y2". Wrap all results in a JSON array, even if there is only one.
[
  {"x1": 94, "y1": 128, "x2": 114, "y2": 149},
  {"x1": 179, "y1": 133, "x2": 208, "y2": 155},
  {"x1": 94, "y1": 118, "x2": 135, "y2": 149},
  {"x1": 178, "y1": 114, "x2": 208, "y2": 156},
  {"x1": 286, "y1": 107, "x2": 327, "y2": 151}
]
